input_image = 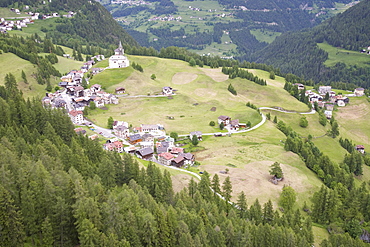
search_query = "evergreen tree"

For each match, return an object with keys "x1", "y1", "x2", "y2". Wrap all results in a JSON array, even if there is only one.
[
  {"x1": 21, "y1": 70, "x2": 28, "y2": 84},
  {"x1": 191, "y1": 134, "x2": 199, "y2": 146},
  {"x1": 211, "y1": 174, "x2": 221, "y2": 196},
  {"x1": 273, "y1": 116, "x2": 278, "y2": 123},
  {"x1": 269, "y1": 162, "x2": 283, "y2": 179},
  {"x1": 107, "y1": 117, "x2": 114, "y2": 129},
  {"x1": 279, "y1": 185, "x2": 296, "y2": 211}
]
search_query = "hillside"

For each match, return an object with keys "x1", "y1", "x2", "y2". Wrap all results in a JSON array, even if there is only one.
[
  {"x1": 102, "y1": 0, "x2": 357, "y2": 57},
  {"x1": 253, "y1": 0, "x2": 370, "y2": 88},
  {"x1": 0, "y1": 0, "x2": 138, "y2": 49}
]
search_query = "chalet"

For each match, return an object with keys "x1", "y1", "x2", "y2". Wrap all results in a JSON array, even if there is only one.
[
  {"x1": 124, "y1": 145, "x2": 138, "y2": 154},
  {"x1": 218, "y1": 115, "x2": 231, "y2": 125},
  {"x1": 335, "y1": 95, "x2": 349, "y2": 104},
  {"x1": 113, "y1": 120, "x2": 129, "y2": 129},
  {"x1": 318, "y1": 86, "x2": 332, "y2": 95},
  {"x1": 69, "y1": 110, "x2": 84, "y2": 125},
  {"x1": 73, "y1": 102, "x2": 86, "y2": 111},
  {"x1": 324, "y1": 110, "x2": 332, "y2": 119},
  {"x1": 115, "y1": 87, "x2": 126, "y2": 94},
  {"x1": 103, "y1": 142, "x2": 123, "y2": 153},
  {"x1": 356, "y1": 145, "x2": 365, "y2": 154},
  {"x1": 115, "y1": 125, "x2": 129, "y2": 138},
  {"x1": 178, "y1": 152, "x2": 195, "y2": 166},
  {"x1": 293, "y1": 83, "x2": 305, "y2": 90},
  {"x1": 54, "y1": 99, "x2": 66, "y2": 108},
  {"x1": 229, "y1": 119, "x2": 240, "y2": 131},
  {"x1": 158, "y1": 152, "x2": 174, "y2": 166},
  {"x1": 190, "y1": 131, "x2": 202, "y2": 141},
  {"x1": 172, "y1": 156, "x2": 185, "y2": 167},
  {"x1": 354, "y1": 88, "x2": 365, "y2": 97},
  {"x1": 129, "y1": 134, "x2": 142, "y2": 144},
  {"x1": 89, "y1": 134, "x2": 98, "y2": 140},
  {"x1": 58, "y1": 81, "x2": 68, "y2": 88},
  {"x1": 136, "y1": 147, "x2": 154, "y2": 160},
  {"x1": 162, "y1": 86, "x2": 173, "y2": 96},
  {"x1": 93, "y1": 98, "x2": 105, "y2": 108},
  {"x1": 42, "y1": 96, "x2": 51, "y2": 105},
  {"x1": 91, "y1": 68, "x2": 104, "y2": 75}
]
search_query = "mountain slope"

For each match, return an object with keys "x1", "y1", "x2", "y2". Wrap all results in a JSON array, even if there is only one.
[{"x1": 252, "y1": 0, "x2": 370, "y2": 88}]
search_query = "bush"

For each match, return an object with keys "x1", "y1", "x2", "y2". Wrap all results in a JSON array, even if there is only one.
[{"x1": 209, "y1": 121, "x2": 215, "y2": 126}]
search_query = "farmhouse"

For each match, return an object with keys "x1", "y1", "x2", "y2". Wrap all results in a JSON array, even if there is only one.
[
  {"x1": 190, "y1": 131, "x2": 203, "y2": 141},
  {"x1": 218, "y1": 115, "x2": 231, "y2": 125},
  {"x1": 229, "y1": 119, "x2": 240, "y2": 131},
  {"x1": 115, "y1": 87, "x2": 126, "y2": 94},
  {"x1": 162, "y1": 87, "x2": 173, "y2": 96},
  {"x1": 356, "y1": 145, "x2": 365, "y2": 154},
  {"x1": 109, "y1": 42, "x2": 130, "y2": 68},
  {"x1": 354, "y1": 88, "x2": 365, "y2": 96}
]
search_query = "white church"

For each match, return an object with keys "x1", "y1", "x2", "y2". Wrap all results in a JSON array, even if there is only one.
[{"x1": 109, "y1": 41, "x2": 130, "y2": 69}]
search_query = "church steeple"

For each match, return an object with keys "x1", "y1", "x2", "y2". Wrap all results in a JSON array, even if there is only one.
[{"x1": 114, "y1": 41, "x2": 124, "y2": 55}]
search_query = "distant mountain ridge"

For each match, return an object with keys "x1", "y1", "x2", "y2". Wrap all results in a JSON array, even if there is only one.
[
  {"x1": 252, "y1": 0, "x2": 370, "y2": 88},
  {"x1": 0, "y1": 0, "x2": 138, "y2": 48}
]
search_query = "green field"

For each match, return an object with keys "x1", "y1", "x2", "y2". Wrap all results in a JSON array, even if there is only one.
[
  {"x1": 250, "y1": 29, "x2": 281, "y2": 44},
  {"x1": 88, "y1": 56, "x2": 309, "y2": 134},
  {"x1": 0, "y1": 52, "x2": 83, "y2": 98},
  {"x1": 318, "y1": 42, "x2": 370, "y2": 67}
]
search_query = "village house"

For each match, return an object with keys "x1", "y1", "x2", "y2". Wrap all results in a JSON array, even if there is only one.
[
  {"x1": 142, "y1": 133, "x2": 154, "y2": 142},
  {"x1": 158, "y1": 152, "x2": 174, "y2": 166},
  {"x1": 218, "y1": 115, "x2": 231, "y2": 125},
  {"x1": 293, "y1": 83, "x2": 305, "y2": 90},
  {"x1": 74, "y1": 127, "x2": 86, "y2": 135},
  {"x1": 139, "y1": 141, "x2": 154, "y2": 149},
  {"x1": 354, "y1": 88, "x2": 365, "y2": 96},
  {"x1": 109, "y1": 42, "x2": 129, "y2": 68},
  {"x1": 157, "y1": 141, "x2": 172, "y2": 154},
  {"x1": 136, "y1": 147, "x2": 154, "y2": 160},
  {"x1": 172, "y1": 156, "x2": 185, "y2": 167},
  {"x1": 69, "y1": 110, "x2": 84, "y2": 125},
  {"x1": 190, "y1": 131, "x2": 202, "y2": 141},
  {"x1": 170, "y1": 147, "x2": 184, "y2": 155},
  {"x1": 141, "y1": 124, "x2": 159, "y2": 133},
  {"x1": 90, "y1": 84, "x2": 102, "y2": 93},
  {"x1": 318, "y1": 86, "x2": 332, "y2": 95},
  {"x1": 124, "y1": 145, "x2": 138, "y2": 154},
  {"x1": 337, "y1": 100, "x2": 345, "y2": 107},
  {"x1": 128, "y1": 134, "x2": 142, "y2": 144},
  {"x1": 115, "y1": 125, "x2": 129, "y2": 138},
  {"x1": 176, "y1": 152, "x2": 194, "y2": 166},
  {"x1": 113, "y1": 121, "x2": 129, "y2": 130},
  {"x1": 229, "y1": 119, "x2": 240, "y2": 131},
  {"x1": 103, "y1": 141, "x2": 123, "y2": 153},
  {"x1": 115, "y1": 87, "x2": 126, "y2": 94},
  {"x1": 324, "y1": 110, "x2": 332, "y2": 119},
  {"x1": 325, "y1": 104, "x2": 334, "y2": 111},
  {"x1": 162, "y1": 86, "x2": 173, "y2": 96},
  {"x1": 356, "y1": 145, "x2": 365, "y2": 154}
]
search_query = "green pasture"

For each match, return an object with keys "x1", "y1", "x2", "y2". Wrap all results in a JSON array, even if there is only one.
[
  {"x1": 10, "y1": 18, "x2": 58, "y2": 38},
  {"x1": 250, "y1": 29, "x2": 281, "y2": 44},
  {"x1": 312, "y1": 225, "x2": 329, "y2": 247},
  {"x1": 317, "y1": 42, "x2": 370, "y2": 68},
  {"x1": 0, "y1": 7, "x2": 28, "y2": 18},
  {"x1": 196, "y1": 120, "x2": 323, "y2": 208}
]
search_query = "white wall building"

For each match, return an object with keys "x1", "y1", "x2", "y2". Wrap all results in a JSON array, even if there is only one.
[{"x1": 109, "y1": 42, "x2": 129, "y2": 69}]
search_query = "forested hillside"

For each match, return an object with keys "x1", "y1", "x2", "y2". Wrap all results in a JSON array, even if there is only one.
[
  {"x1": 1, "y1": 69, "x2": 368, "y2": 247},
  {"x1": 106, "y1": 0, "x2": 355, "y2": 56},
  {"x1": 0, "y1": 0, "x2": 138, "y2": 49},
  {"x1": 253, "y1": 0, "x2": 370, "y2": 88}
]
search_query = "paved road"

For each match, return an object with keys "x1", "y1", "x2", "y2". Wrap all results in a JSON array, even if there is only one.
[{"x1": 259, "y1": 106, "x2": 316, "y2": 115}]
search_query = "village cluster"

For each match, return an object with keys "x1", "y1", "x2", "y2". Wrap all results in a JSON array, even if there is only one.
[
  {"x1": 0, "y1": 7, "x2": 75, "y2": 33},
  {"x1": 41, "y1": 43, "x2": 197, "y2": 168},
  {"x1": 300, "y1": 85, "x2": 365, "y2": 119}
]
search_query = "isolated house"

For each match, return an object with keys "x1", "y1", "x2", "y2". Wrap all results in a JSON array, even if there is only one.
[
  {"x1": 218, "y1": 115, "x2": 231, "y2": 125},
  {"x1": 356, "y1": 145, "x2": 365, "y2": 154},
  {"x1": 190, "y1": 131, "x2": 202, "y2": 141},
  {"x1": 115, "y1": 87, "x2": 126, "y2": 94},
  {"x1": 293, "y1": 83, "x2": 305, "y2": 90},
  {"x1": 229, "y1": 119, "x2": 240, "y2": 131},
  {"x1": 162, "y1": 87, "x2": 173, "y2": 96},
  {"x1": 354, "y1": 88, "x2": 365, "y2": 96}
]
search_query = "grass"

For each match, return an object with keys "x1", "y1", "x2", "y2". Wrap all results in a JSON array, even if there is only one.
[
  {"x1": 250, "y1": 29, "x2": 281, "y2": 44},
  {"x1": 312, "y1": 225, "x2": 329, "y2": 246},
  {"x1": 196, "y1": 120, "x2": 323, "y2": 208},
  {"x1": 10, "y1": 18, "x2": 58, "y2": 38},
  {"x1": 88, "y1": 56, "x2": 310, "y2": 134},
  {"x1": 317, "y1": 42, "x2": 370, "y2": 68}
]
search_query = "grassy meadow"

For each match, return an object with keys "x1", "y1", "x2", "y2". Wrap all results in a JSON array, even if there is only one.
[{"x1": 317, "y1": 42, "x2": 370, "y2": 68}]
